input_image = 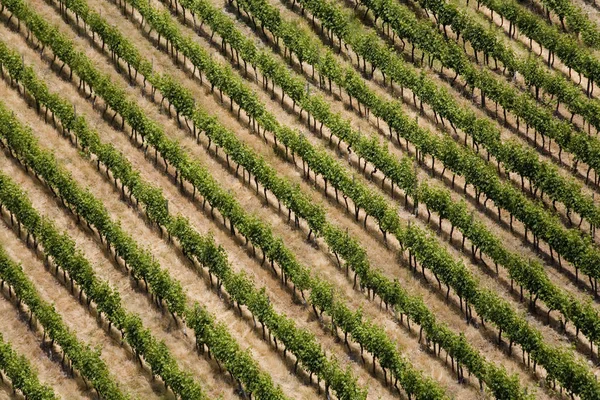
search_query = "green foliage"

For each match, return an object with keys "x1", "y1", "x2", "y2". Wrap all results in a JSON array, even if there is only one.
[
  {"x1": 211, "y1": 0, "x2": 600, "y2": 295},
  {"x1": 0, "y1": 18, "x2": 350, "y2": 399},
  {"x1": 0, "y1": 106, "x2": 210, "y2": 399},
  {"x1": 7, "y1": 0, "x2": 599, "y2": 396},
  {"x1": 0, "y1": 241, "x2": 127, "y2": 400},
  {"x1": 477, "y1": 0, "x2": 600, "y2": 90},
  {"x1": 200, "y1": 0, "x2": 600, "y2": 396},
  {"x1": 5, "y1": 0, "x2": 441, "y2": 396},
  {"x1": 0, "y1": 332, "x2": 57, "y2": 400}
]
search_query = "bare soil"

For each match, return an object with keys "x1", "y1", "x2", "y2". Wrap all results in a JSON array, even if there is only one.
[
  {"x1": 22, "y1": 0, "x2": 576, "y2": 394},
  {"x1": 0, "y1": 295, "x2": 89, "y2": 400},
  {"x1": 3, "y1": 0, "x2": 600, "y2": 396},
  {"x1": 0, "y1": 183, "x2": 164, "y2": 400}
]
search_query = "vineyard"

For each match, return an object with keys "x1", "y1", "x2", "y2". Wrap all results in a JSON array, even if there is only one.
[{"x1": 3, "y1": 0, "x2": 600, "y2": 398}]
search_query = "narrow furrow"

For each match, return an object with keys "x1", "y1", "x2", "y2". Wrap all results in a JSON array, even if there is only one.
[
  {"x1": 0, "y1": 19, "x2": 380, "y2": 398},
  {"x1": 0, "y1": 294, "x2": 81, "y2": 400},
  {"x1": 131, "y1": 0, "x2": 600, "y2": 372},
  {"x1": 0, "y1": 386, "x2": 10, "y2": 399},
  {"x1": 0, "y1": 163, "x2": 159, "y2": 400},
  {"x1": 0, "y1": 69, "x2": 327, "y2": 400}
]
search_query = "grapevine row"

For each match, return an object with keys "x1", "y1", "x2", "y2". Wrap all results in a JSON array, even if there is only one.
[
  {"x1": 51, "y1": 0, "x2": 600, "y2": 396},
  {"x1": 0, "y1": 104, "x2": 218, "y2": 400},
  {"x1": 156, "y1": 45, "x2": 600, "y2": 400},
  {"x1": 0, "y1": 5, "x2": 445, "y2": 398},
  {"x1": 279, "y1": 0, "x2": 600, "y2": 239},
  {"x1": 12, "y1": 0, "x2": 600, "y2": 396},
  {"x1": 0, "y1": 330, "x2": 57, "y2": 400},
  {"x1": 162, "y1": 0, "x2": 600, "y2": 361},
  {"x1": 54, "y1": 5, "x2": 446, "y2": 393},
  {"x1": 171, "y1": 84, "x2": 527, "y2": 398},
  {"x1": 473, "y1": 0, "x2": 600, "y2": 94},
  {"x1": 413, "y1": 0, "x2": 600, "y2": 144},
  {"x1": 0, "y1": 38, "x2": 367, "y2": 400},
  {"x1": 0, "y1": 101, "x2": 298, "y2": 400},
  {"x1": 233, "y1": 0, "x2": 600, "y2": 295},
  {"x1": 351, "y1": 0, "x2": 600, "y2": 223},
  {"x1": 271, "y1": 0, "x2": 600, "y2": 235},
  {"x1": 55, "y1": 0, "x2": 538, "y2": 396},
  {"x1": 0, "y1": 217, "x2": 128, "y2": 400},
  {"x1": 18, "y1": 0, "x2": 600, "y2": 396},
  {"x1": 534, "y1": 0, "x2": 600, "y2": 49},
  {"x1": 202, "y1": 0, "x2": 600, "y2": 355},
  {"x1": 120, "y1": 0, "x2": 600, "y2": 396}
]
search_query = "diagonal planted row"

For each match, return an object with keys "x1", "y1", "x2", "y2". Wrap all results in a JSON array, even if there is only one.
[
  {"x1": 120, "y1": 0, "x2": 600, "y2": 363},
  {"x1": 0, "y1": 104, "x2": 294, "y2": 400},
  {"x1": 245, "y1": 0, "x2": 600, "y2": 239},
  {"x1": 10, "y1": 0, "x2": 600, "y2": 396},
  {"x1": 0, "y1": 106, "x2": 213, "y2": 400},
  {"x1": 55, "y1": 0, "x2": 600, "y2": 396},
  {"x1": 162, "y1": 0, "x2": 600, "y2": 358},
  {"x1": 155, "y1": 0, "x2": 600, "y2": 363},
  {"x1": 411, "y1": 0, "x2": 600, "y2": 144},
  {"x1": 348, "y1": 0, "x2": 600, "y2": 224},
  {"x1": 48, "y1": 0, "x2": 542, "y2": 396},
  {"x1": 269, "y1": 0, "x2": 600, "y2": 275},
  {"x1": 0, "y1": 39, "x2": 369, "y2": 400},
  {"x1": 471, "y1": 0, "x2": 600, "y2": 96},
  {"x1": 0, "y1": 4, "x2": 447, "y2": 398},
  {"x1": 0, "y1": 329, "x2": 58, "y2": 400},
  {"x1": 37, "y1": 0, "x2": 558, "y2": 396},
  {"x1": 16, "y1": 0, "x2": 600, "y2": 396},
  {"x1": 36, "y1": 8, "x2": 450, "y2": 396},
  {"x1": 0, "y1": 212, "x2": 129, "y2": 400},
  {"x1": 201, "y1": 0, "x2": 600, "y2": 300},
  {"x1": 43, "y1": 0, "x2": 600, "y2": 396},
  {"x1": 112, "y1": 1, "x2": 600, "y2": 397},
  {"x1": 524, "y1": 0, "x2": 600, "y2": 51}
]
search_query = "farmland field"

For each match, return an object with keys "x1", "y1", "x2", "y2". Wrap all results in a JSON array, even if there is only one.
[{"x1": 3, "y1": 0, "x2": 600, "y2": 398}]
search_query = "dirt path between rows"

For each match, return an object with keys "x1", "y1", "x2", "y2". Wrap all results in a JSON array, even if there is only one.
[
  {"x1": 86, "y1": 0, "x2": 584, "y2": 390},
  {"x1": 4, "y1": 0, "x2": 584, "y2": 394},
  {"x1": 219, "y1": 0, "x2": 600, "y2": 314},
  {"x1": 0, "y1": 181, "x2": 164, "y2": 400},
  {"x1": 194, "y1": 0, "x2": 600, "y2": 331},
  {"x1": 0, "y1": 8, "x2": 394, "y2": 399},
  {"x1": 0, "y1": 294, "x2": 89, "y2": 400}
]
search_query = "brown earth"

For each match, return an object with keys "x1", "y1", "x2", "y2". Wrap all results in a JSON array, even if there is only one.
[
  {"x1": 0, "y1": 295, "x2": 89, "y2": 400},
  {"x1": 2, "y1": 0, "x2": 600, "y2": 396}
]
